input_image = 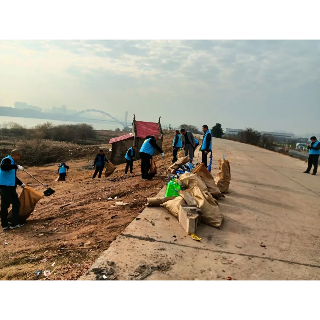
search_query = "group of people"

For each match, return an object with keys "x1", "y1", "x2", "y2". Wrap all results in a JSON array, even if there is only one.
[
  {"x1": 171, "y1": 125, "x2": 212, "y2": 166},
  {"x1": 1, "y1": 132, "x2": 319, "y2": 232}
]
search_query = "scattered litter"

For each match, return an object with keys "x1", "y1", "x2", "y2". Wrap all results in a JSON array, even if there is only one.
[
  {"x1": 115, "y1": 201, "x2": 129, "y2": 206},
  {"x1": 190, "y1": 234, "x2": 201, "y2": 241},
  {"x1": 111, "y1": 215, "x2": 118, "y2": 219},
  {"x1": 60, "y1": 203, "x2": 71, "y2": 209},
  {"x1": 107, "y1": 197, "x2": 113, "y2": 201},
  {"x1": 259, "y1": 242, "x2": 267, "y2": 248},
  {"x1": 114, "y1": 196, "x2": 118, "y2": 200},
  {"x1": 136, "y1": 218, "x2": 141, "y2": 221},
  {"x1": 144, "y1": 218, "x2": 155, "y2": 226},
  {"x1": 40, "y1": 258, "x2": 47, "y2": 263},
  {"x1": 36, "y1": 271, "x2": 41, "y2": 276},
  {"x1": 227, "y1": 276, "x2": 232, "y2": 280},
  {"x1": 92, "y1": 267, "x2": 117, "y2": 280},
  {"x1": 51, "y1": 262, "x2": 56, "y2": 267},
  {"x1": 4, "y1": 241, "x2": 9, "y2": 245},
  {"x1": 172, "y1": 235, "x2": 177, "y2": 238},
  {"x1": 43, "y1": 270, "x2": 51, "y2": 277},
  {"x1": 38, "y1": 233, "x2": 44, "y2": 236}
]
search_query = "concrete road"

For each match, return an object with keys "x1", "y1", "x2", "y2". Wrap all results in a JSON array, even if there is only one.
[{"x1": 81, "y1": 138, "x2": 320, "y2": 280}]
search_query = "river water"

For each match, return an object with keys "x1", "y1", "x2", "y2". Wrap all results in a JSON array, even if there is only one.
[{"x1": 0, "y1": 116, "x2": 117, "y2": 130}]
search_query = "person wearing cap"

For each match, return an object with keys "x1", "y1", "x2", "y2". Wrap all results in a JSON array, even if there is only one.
[
  {"x1": 139, "y1": 135, "x2": 164, "y2": 180},
  {"x1": 304, "y1": 136, "x2": 320, "y2": 175}
]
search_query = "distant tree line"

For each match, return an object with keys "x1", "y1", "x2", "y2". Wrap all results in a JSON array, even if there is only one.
[
  {"x1": 0, "y1": 122, "x2": 96, "y2": 143},
  {"x1": 224, "y1": 127, "x2": 276, "y2": 150}
]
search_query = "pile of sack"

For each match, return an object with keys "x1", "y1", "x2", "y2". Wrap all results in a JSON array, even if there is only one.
[{"x1": 147, "y1": 156, "x2": 231, "y2": 231}]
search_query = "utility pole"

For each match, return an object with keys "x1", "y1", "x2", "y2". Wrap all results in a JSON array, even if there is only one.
[{"x1": 125, "y1": 111, "x2": 128, "y2": 127}]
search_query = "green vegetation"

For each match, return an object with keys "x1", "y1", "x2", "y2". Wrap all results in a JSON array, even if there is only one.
[{"x1": 211, "y1": 123, "x2": 224, "y2": 138}]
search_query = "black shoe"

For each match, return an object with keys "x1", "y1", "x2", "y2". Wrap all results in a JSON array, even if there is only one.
[
  {"x1": 303, "y1": 171, "x2": 310, "y2": 174},
  {"x1": 312, "y1": 173, "x2": 316, "y2": 175}
]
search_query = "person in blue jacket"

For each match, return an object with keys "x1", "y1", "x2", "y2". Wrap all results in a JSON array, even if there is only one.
[
  {"x1": 304, "y1": 136, "x2": 320, "y2": 175},
  {"x1": 200, "y1": 125, "x2": 212, "y2": 167},
  {"x1": 172, "y1": 130, "x2": 182, "y2": 163},
  {"x1": 0, "y1": 149, "x2": 25, "y2": 230},
  {"x1": 92, "y1": 150, "x2": 108, "y2": 179},
  {"x1": 125, "y1": 146, "x2": 137, "y2": 174},
  {"x1": 58, "y1": 162, "x2": 70, "y2": 181},
  {"x1": 139, "y1": 135, "x2": 164, "y2": 180}
]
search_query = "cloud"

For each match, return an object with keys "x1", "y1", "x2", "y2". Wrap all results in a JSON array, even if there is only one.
[{"x1": 0, "y1": 40, "x2": 319, "y2": 133}]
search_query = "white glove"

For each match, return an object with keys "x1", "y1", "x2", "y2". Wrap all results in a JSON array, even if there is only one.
[
  {"x1": 17, "y1": 165, "x2": 24, "y2": 171},
  {"x1": 21, "y1": 183, "x2": 25, "y2": 188}
]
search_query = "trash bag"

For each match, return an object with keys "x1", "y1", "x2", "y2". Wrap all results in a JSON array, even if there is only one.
[
  {"x1": 8, "y1": 186, "x2": 43, "y2": 222},
  {"x1": 105, "y1": 161, "x2": 116, "y2": 177},
  {"x1": 165, "y1": 180, "x2": 181, "y2": 197},
  {"x1": 149, "y1": 158, "x2": 157, "y2": 177},
  {"x1": 161, "y1": 196, "x2": 186, "y2": 219},
  {"x1": 147, "y1": 196, "x2": 176, "y2": 207},
  {"x1": 178, "y1": 172, "x2": 207, "y2": 192},
  {"x1": 214, "y1": 159, "x2": 231, "y2": 193},
  {"x1": 192, "y1": 163, "x2": 224, "y2": 199},
  {"x1": 168, "y1": 156, "x2": 189, "y2": 174},
  {"x1": 183, "y1": 185, "x2": 223, "y2": 228}
]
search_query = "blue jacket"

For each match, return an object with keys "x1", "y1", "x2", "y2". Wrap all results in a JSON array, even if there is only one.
[
  {"x1": 140, "y1": 138, "x2": 155, "y2": 155},
  {"x1": 194, "y1": 138, "x2": 199, "y2": 146},
  {"x1": 125, "y1": 147, "x2": 135, "y2": 161},
  {"x1": 309, "y1": 140, "x2": 320, "y2": 155},
  {"x1": 172, "y1": 134, "x2": 182, "y2": 148},
  {"x1": 58, "y1": 163, "x2": 69, "y2": 174},
  {"x1": 201, "y1": 130, "x2": 212, "y2": 151},
  {"x1": 94, "y1": 154, "x2": 107, "y2": 167},
  {"x1": 0, "y1": 155, "x2": 17, "y2": 187}
]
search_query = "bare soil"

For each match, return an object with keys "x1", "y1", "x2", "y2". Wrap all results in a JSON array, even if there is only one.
[{"x1": 0, "y1": 136, "x2": 174, "y2": 280}]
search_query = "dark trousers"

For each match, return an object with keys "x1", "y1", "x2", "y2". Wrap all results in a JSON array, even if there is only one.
[
  {"x1": 0, "y1": 187, "x2": 20, "y2": 227},
  {"x1": 59, "y1": 173, "x2": 66, "y2": 181},
  {"x1": 306, "y1": 154, "x2": 319, "y2": 174},
  {"x1": 93, "y1": 165, "x2": 104, "y2": 178},
  {"x1": 125, "y1": 160, "x2": 133, "y2": 174},
  {"x1": 140, "y1": 152, "x2": 152, "y2": 179},
  {"x1": 184, "y1": 144, "x2": 194, "y2": 162},
  {"x1": 172, "y1": 147, "x2": 179, "y2": 163},
  {"x1": 202, "y1": 151, "x2": 208, "y2": 167}
]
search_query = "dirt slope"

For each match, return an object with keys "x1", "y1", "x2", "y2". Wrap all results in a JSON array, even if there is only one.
[{"x1": 0, "y1": 135, "x2": 174, "y2": 280}]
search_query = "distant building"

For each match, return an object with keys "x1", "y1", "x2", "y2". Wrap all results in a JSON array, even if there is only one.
[
  {"x1": 225, "y1": 128, "x2": 244, "y2": 136},
  {"x1": 14, "y1": 102, "x2": 42, "y2": 112},
  {"x1": 261, "y1": 131, "x2": 295, "y2": 141}
]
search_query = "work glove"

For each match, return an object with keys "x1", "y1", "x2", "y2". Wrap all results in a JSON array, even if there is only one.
[
  {"x1": 17, "y1": 165, "x2": 24, "y2": 171},
  {"x1": 21, "y1": 183, "x2": 25, "y2": 188}
]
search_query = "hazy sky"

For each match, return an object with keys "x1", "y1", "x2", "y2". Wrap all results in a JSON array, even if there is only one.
[{"x1": 0, "y1": 40, "x2": 319, "y2": 134}]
